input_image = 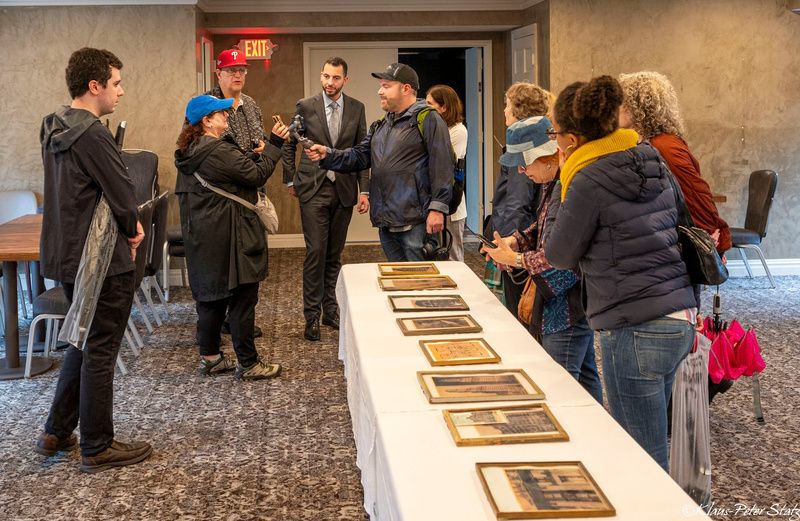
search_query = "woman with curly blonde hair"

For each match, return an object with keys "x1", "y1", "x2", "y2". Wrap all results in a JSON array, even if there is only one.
[{"x1": 618, "y1": 71, "x2": 730, "y2": 257}]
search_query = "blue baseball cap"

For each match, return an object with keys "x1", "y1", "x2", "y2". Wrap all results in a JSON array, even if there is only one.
[
  {"x1": 185, "y1": 95, "x2": 234, "y2": 125},
  {"x1": 499, "y1": 116, "x2": 559, "y2": 168}
]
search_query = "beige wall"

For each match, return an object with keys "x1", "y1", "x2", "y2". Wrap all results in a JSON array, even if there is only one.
[
  {"x1": 0, "y1": 5, "x2": 198, "y2": 204},
  {"x1": 549, "y1": 0, "x2": 800, "y2": 258}
]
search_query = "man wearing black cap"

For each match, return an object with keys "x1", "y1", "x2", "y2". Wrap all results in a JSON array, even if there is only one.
[{"x1": 306, "y1": 62, "x2": 453, "y2": 262}]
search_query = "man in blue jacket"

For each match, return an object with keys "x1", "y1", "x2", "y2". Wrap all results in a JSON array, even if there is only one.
[{"x1": 306, "y1": 63, "x2": 453, "y2": 261}]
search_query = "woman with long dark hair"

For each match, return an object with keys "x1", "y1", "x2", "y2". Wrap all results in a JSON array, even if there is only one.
[
  {"x1": 174, "y1": 94, "x2": 288, "y2": 381},
  {"x1": 425, "y1": 84, "x2": 467, "y2": 261},
  {"x1": 543, "y1": 76, "x2": 697, "y2": 470}
]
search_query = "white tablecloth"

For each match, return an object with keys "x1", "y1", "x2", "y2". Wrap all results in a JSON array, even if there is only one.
[{"x1": 336, "y1": 261, "x2": 710, "y2": 520}]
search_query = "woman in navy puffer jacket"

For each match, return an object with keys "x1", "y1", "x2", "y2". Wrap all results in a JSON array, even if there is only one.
[{"x1": 543, "y1": 76, "x2": 697, "y2": 471}]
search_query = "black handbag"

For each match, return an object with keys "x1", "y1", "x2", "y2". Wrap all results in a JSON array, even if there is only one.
[{"x1": 665, "y1": 166, "x2": 728, "y2": 286}]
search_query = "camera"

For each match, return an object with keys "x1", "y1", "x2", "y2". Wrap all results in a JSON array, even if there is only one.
[{"x1": 421, "y1": 228, "x2": 452, "y2": 261}]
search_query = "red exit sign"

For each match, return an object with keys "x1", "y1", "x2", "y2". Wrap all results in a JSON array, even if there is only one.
[{"x1": 239, "y1": 39, "x2": 277, "y2": 60}]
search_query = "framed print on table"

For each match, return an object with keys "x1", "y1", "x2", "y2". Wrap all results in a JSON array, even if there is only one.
[
  {"x1": 419, "y1": 338, "x2": 499, "y2": 366},
  {"x1": 476, "y1": 461, "x2": 615, "y2": 519},
  {"x1": 417, "y1": 369, "x2": 545, "y2": 404},
  {"x1": 442, "y1": 404, "x2": 568, "y2": 446},
  {"x1": 378, "y1": 275, "x2": 457, "y2": 291},
  {"x1": 378, "y1": 262, "x2": 440, "y2": 276},
  {"x1": 397, "y1": 314, "x2": 482, "y2": 336},
  {"x1": 388, "y1": 294, "x2": 469, "y2": 312}
]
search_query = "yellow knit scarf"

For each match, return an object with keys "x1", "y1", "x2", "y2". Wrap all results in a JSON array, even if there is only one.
[{"x1": 559, "y1": 128, "x2": 639, "y2": 201}]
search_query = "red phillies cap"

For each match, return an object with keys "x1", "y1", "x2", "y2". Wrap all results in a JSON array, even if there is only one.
[{"x1": 216, "y1": 48, "x2": 248, "y2": 69}]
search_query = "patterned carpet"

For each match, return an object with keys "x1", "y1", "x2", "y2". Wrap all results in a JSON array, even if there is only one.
[{"x1": 0, "y1": 243, "x2": 797, "y2": 520}]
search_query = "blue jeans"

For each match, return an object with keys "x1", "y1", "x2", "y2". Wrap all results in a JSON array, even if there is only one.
[
  {"x1": 541, "y1": 319, "x2": 603, "y2": 404},
  {"x1": 379, "y1": 223, "x2": 426, "y2": 261},
  {"x1": 599, "y1": 316, "x2": 694, "y2": 471}
]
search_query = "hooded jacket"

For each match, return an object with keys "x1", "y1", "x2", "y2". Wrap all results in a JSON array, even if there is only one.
[
  {"x1": 174, "y1": 134, "x2": 280, "y2": 301},
  {"x1": 543, "y1": 142, "x2": 696, "y2": 330},
  {"x1": 319, "y1": 99, "x2": 453, "y2": 229},
  {"x1": 39, "y1": 107, "x2": 138, "y2": 283}
]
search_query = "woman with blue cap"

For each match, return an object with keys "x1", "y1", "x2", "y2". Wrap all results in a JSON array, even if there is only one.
[
  {"x1": 174, "y1": 94, "x2": 288, "y2": 381},
  {"x1": 481, "y1": 115, "x2": 603, "y2": 404}
]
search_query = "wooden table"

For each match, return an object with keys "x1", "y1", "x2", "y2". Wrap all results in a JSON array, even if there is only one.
[{"x1": 0, "y1": 214, "x2": 52, "y2": 380}]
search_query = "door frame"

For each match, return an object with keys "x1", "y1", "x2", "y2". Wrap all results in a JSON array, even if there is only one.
[{"x1": 303, "y1": 39, "x2": 495, "y2": 236}]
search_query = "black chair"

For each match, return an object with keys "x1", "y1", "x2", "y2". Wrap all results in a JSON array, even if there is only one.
[
  {"x1": 141, "y1": 192, "x2": 169, "y2": 323},
  {"x1": 129, "y1": 199, "x2": 156, "y2": 341},
  {"x1": 122, "y1": 149, "x2": 158, "y2": 205},
  {"x1": 163, "y1": 222, "x2": 187, "y2": 302},
  {"x1": 729, "y1": 170, "x2": 778, "y2": 288}
]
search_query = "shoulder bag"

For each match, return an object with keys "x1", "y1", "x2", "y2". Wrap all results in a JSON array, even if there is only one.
[
  {"x1": 194, "y1": 172, "x2": 279, "y2": 234},
  {"x1": 664, "y1": 166, "x2": 728, "y2": 286}
]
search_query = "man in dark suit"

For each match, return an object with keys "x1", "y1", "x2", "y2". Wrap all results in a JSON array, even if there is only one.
[{"x1": 282, "y1": 57, "x2": 369, "y2": 341}]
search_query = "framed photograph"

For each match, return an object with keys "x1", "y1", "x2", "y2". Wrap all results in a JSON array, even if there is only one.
[
  {"x1": 476, "y1": 461, "x2": 615, "y2": 519},
  {"x1": 378, "y1": 276, "x2": 457, "y2": 291},
  {"x1": 419, "y1": 338, "x2": 499, "y2": 366},
  {"x1": 417, "y1": 369, "x2": 545, "y2": 404},
  {"x1": 378, "y1": 262, "x2": 440, "y2": 276},
  {"x1": 389, "y1": 294, "x2": 469, "y2": 312},
  {"x1": 397, "y1": 315, "x2": 482, "y2": 336},
  {"x1": 442, "y1": 404, "x2": 568, "y2": 446}
]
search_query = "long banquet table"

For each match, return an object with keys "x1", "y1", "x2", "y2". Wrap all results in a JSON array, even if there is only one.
[{"x1": 336, "y1": 261, "x2": 711, "y2": 520}]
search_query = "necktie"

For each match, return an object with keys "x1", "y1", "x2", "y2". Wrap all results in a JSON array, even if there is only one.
[{"x1": 327, "y1": 102, "x2": 340, "y2": 182}]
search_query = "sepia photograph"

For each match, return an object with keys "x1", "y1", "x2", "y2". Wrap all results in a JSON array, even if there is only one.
[
  {"x1": 378, "y1": 275, "x2": 457, "y2": 291},
  {"x1": 442, "y1": 404, "x2": 568, "y2": 446},
  {"x1": 476, "y1": 461, "x2": 615, "y2": 519},
  {"x1": 417, "y1": 369, "x2": 545, "y2": 404},
  {"x1": 378, "y1": 262, "x2": 440, "y2": 276},
  {"x1": 397, "y1": 314, "x2": 482, "y2": 336},
  {"x1": 389, "y1": 294, "x2": 469, "y2": 312},
  {"x1": 419, "y1": 338, "x2": 500, "y2": 366}
]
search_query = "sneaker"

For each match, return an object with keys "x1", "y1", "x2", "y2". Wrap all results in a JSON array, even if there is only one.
[
  {"x1": 235, "y1": 359, "x2": 282, "y2": 381},
  {"x1": 198, "y1": 353, "x2": 236, "y2": 376},
  {"x1": 79, "y1": 440, "x2": 152, "y2": 474},
  {"x1": 34, "y1": 432, "x2": 78, "y2": 456}
]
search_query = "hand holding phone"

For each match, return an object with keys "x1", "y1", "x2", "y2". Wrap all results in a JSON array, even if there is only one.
[{"x1": 475, "y1": 233, "x2": 497, "y2": 249}]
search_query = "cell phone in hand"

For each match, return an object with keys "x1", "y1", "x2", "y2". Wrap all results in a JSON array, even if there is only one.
[{"x1": 475, "y1": 233, "x2": 497, "y2": 249}]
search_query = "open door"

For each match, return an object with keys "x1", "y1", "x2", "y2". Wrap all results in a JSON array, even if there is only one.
[{"x1": 464, "y1": 47, "x2": 484, "y2": 233}]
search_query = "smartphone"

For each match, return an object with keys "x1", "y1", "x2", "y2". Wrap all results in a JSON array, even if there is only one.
[{"x1": 475, "y1": 233, "x2": 497, "y2": 249}]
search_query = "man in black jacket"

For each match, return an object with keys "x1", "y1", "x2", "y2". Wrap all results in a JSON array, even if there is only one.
[
  {"x1": 36, "y1": 48, "x2": 152, "y2": 473},
  {"x1": 282, "y1": 57, "x2": 369, "y2": 341}
]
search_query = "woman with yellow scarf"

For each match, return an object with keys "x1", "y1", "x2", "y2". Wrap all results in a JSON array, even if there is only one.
[{"x1": 543, "y1": 76, "x2": 697, "y2": 472}]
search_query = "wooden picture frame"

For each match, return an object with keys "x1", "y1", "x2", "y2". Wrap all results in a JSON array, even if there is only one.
[
  {"x1": 378, "y1": 262, "x2": 440, "y2": 276},
  {"x1": 378, "y1": 275, "x2": 457, "y2": 291},
  {"x1": 397, "y1": 314, "x2": 482, "y2": 336},
  {"x1": 388, "y1": 294, "x2": 469, "y2": 312},
  {"x1": 476, "y1": 461, "x2": 615, "y2": 519},
  {"x1": 442, "y1": 404, "x2": 568, "y2": 446},
  {"x1": 417, "y1": 369, "x2": 545, "y2": 404},
  {"x1": 419, "y1": 338, "x2": 499, "y2": 366}
]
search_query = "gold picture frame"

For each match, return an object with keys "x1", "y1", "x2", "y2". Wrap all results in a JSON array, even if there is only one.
[
  {"x1": 442, "y1": 404, "x2": 568, "y2": 446},
  {"x1": 476, "y1": 461, "x2": 615, "y2": 519},
  {"x1": 419, "y1": 338, "x2": 499, "y2": 366},
  {"x1": 417, "y1": 369, "x2": 545, "y2": 404},
  {"x1": 389, "y1": 294, "x2": 469, "y2": 312},
  {"x1": 378, "y1": 275, "x2": 457, "y2": 291},
  {"x1": 397, "y1": 314, "x2": 482, "y2": 336},
  {"x1": 378, "y1": 262, "x2": 440, "y2": 276}
]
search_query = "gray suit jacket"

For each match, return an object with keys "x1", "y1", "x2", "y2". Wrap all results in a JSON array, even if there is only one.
[{"x1": 281, "y1": 92, "x2": 368, "y2": 206}]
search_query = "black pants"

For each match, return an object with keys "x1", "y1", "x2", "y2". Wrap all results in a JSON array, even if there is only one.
[
  {"x1": 299, "y1": 178, "x2": 353, "y2": 322},
  {"x1": 44, "y1": 270, "x2": 135, "y2": 457},
  {"x1": 502, "y1": 269, "x2": 527, "y2": 324},
  {"x1": 196, "y1": 283, "x2": 259, "y2": 367}
]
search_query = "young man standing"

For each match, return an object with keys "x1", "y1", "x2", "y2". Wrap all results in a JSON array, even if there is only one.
[
  {"x1": 281, "y1": 57, "x2": 369, "y2": 341},
  {"x1": 306, "y1": 62, "x2": 453, "y2": 262},
  {"x1": 37, "y1": 47, "x2": 150, "y2": 473}
]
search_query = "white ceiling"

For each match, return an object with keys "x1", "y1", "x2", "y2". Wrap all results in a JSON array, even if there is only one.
[{"x1": 0, "y1": 0, "x2": 543, "y2": 10}]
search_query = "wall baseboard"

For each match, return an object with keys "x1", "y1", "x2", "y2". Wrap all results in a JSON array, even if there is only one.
[{"x1": 164, "y1": 257, "x2": 800, "y2": 287}]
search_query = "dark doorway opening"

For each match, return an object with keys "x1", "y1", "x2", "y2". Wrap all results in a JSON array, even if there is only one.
[{"x1": 399, "y1": 47, "x2": 468, "y2": 113}]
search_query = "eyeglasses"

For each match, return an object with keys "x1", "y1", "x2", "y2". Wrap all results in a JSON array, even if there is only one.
[
  {"x1": 546, "y1": 128, "x2": 559, "y2": 140},
  {"x1": 222, "y1": 67, "x2": 248, "y2": 76}
]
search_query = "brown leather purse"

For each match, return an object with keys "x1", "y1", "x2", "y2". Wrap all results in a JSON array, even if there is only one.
[{"x1": 517, "y1": 276, "x2": 536, "y2": 326}]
